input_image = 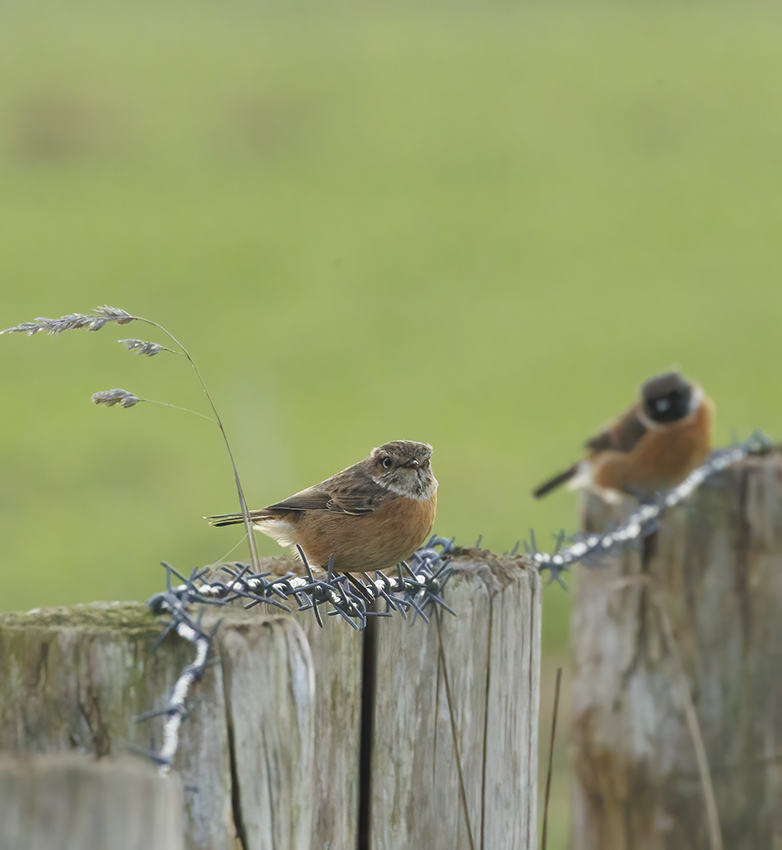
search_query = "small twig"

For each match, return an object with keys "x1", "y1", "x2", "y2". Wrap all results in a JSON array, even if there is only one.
[
  {"x1": 541, "y1": 667, "x2": 562, "y2": 850},
  {"x1": 479, "y1": 590, "x2": 493, "y2": 850},
  {"x1": 650, "y1": 590, "x2": 723, "y2": 850}
]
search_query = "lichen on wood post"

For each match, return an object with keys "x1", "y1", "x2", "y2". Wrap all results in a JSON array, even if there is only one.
[
  {"x1": 571, "y1": 450, "x2": 782, "y2": 850},
  {"x1": 0, "y1": 603, "x2": 316, "y2": 850}
]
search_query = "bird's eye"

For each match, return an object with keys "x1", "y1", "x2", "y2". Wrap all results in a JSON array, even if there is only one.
[
  {"x1": 655, "y1": 398, "x2": 671, "y2": 412},
  {"x1": 381, "y1": 456, "x2": 393, "y2": 469}
]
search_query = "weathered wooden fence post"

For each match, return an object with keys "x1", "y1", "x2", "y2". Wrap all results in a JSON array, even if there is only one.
[
  {"x1": 371, "y1": 550, "x2": 540, "y2": 849},
  {"x1": 571, "y1": 450, "x2": 782, "y2": 850},
  {"x1": 0, "y1": 604, "x2": 316, "y2": 850},
  {"x1": 0, "y1": 551, "x2": 540, "y2": 850},
  {"x1": 0, "y1": 753, "x2": 184, "y2": 850}
]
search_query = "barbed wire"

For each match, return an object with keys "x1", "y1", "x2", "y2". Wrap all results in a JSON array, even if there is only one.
[
  {"x1": 139, "y1": 433, "x2": 773, "y2": 772},
  {"x1": 528, "y1": 430, "x2": 773, "y2": 586},
  {"x1": 134, "y1": 566, "x2": 217, "y2": 773},
  {"x1": 147, "y1": 536, "x2": 457, "y2": 629},
  {"x1": 140, "y1": 540, "x2": 457, "y2": 771}
]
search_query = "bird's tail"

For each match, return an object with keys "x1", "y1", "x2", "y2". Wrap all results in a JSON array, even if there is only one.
[
  {"x1": 205, "y1": 512, "x2": 247, "y2": 527},
  {"x1": 532, "y1": 464, "x2": 579, "y2": 499}
]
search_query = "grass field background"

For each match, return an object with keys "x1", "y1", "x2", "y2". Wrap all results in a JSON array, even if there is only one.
[{"x1": 2, "y1": 1, "x2": 781, "y2": 845}]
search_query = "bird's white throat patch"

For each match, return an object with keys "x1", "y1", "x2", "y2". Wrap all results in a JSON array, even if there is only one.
[{"x1": 370, "y1": 474, "x2": 436, "y2": 501}]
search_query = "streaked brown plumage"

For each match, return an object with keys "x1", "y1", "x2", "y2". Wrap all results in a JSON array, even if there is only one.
[
  {"x1": 207, "y1": 440, "x2": 438, "y2": 573},
  {"x1": 533, "y1": 372, "x2": 714, "y2": 503}
]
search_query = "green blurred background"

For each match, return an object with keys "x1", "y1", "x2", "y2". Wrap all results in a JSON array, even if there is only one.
[{"x1": 2, "y1": 0, "x2": 781, "y2": 846}]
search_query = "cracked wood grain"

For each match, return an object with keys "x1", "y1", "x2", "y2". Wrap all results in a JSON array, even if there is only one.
[
  {"x1": 0, "y1": 551, "x2": 541, "y2": 850},
  {"x1": 572, "y1": 451, "x2": 782, "y2": 850}
]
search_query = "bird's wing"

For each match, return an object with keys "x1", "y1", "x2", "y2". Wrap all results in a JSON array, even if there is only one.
[
  {"x1": 263, "y1": 485, "x2": 333, "y2": 513},
  {"x1": 584, "y1": 404, "x2": 647, "y2": 455},
  {"x1": 267, "y1": 471, "x2": 387, "y2": 517}
]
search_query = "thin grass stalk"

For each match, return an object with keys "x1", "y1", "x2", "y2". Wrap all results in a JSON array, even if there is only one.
[
  {"x1": 435, "y1": 608, "x2": 476, "y2": 850},
  {"x1": 651, "y1": 589, "x2": 723, "y2": 850},
  {"x1": 132, "y1": 316, "x2": 261, "y2": 574},
  {"x1": 541, "y1": 667, "x2": 562, "y2": 850}
]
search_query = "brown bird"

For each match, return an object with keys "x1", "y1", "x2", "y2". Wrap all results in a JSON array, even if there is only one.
[
  {"x1": 207, "y1": 440, "x2": 438, "y2": 573},
  {"x1": 532, "y1": 371, "x2": 714, "y2": 503}
]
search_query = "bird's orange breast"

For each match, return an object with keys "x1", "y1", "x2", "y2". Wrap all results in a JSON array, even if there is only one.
[
  {"x1": 289, "y1": 491, "x2": 437, "y2": 573},
  {"x1": 592, "y1": 399, "x2": 713, "y2": 493}
]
